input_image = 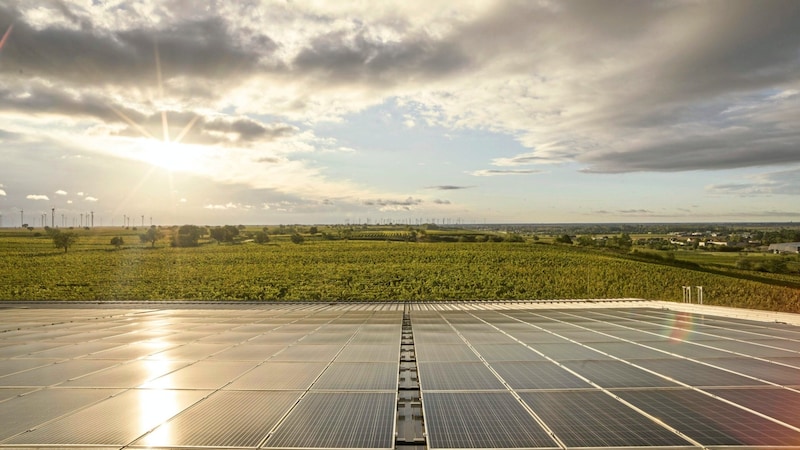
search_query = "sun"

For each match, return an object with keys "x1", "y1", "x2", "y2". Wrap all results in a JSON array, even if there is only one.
[{"x1": 139, "y1": 139, "x2": 199, "y2": 172}]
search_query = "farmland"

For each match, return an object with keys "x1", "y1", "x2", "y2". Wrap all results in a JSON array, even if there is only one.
[{"x1": 0, "y1": 226, "x2": 798, "y2": 313}]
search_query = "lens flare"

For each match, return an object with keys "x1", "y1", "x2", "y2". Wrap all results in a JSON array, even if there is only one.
[
  {"x1": 0, "y1": 24, "x2": 13, "y2": 52},
  {"x1": 666, "y1": 311, "x2": 694, "y2": 341}
]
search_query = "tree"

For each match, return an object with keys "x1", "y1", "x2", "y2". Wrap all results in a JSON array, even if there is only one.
[
  {"x1": 52, "y1": 230, "x2": 77, "y2": 253},
  {"x1": 309, "y1": 226, "x2": 318, "y2": 235},
  {"x1": 505, "y1": 233, "x2": 524, "y2": 243},
  {"x1": 254, "y1": 231, "x2": 270, "y2": 244},
  {"x1": 210, "y1": 225, "x2": 240, "y2": 243},
  {"x1": 173, "y1": 225, "x2": 203, "y2": 247},
  {"x1": 555, "y1": 234, "x2": 573, "y2": 244},
  {"x1": 139, "y1": 226, "x2": 163, "y2": 247},
  {"x1": 290, "y1": 232, "x2": 305, "y2": 244},
  {"x1": 110, "y1": 236, "x2": 125, "y2": 249}
]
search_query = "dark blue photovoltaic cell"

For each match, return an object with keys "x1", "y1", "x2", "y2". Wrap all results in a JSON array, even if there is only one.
[
  {"x1": 491, "y1": 361, "x2": 592, "y2": 389},
  {"x1": 628, "y1": 358, "x2": 766, "y2": 387},
  {"x1": 423, "y1": 392, "x2": 559, "y2": 449},
  {"x1": 561, "y1": 360, "x2": 679, "y2": 388},
  {"x1": 519, "y1": 391, "x2": 692, "y2": 447},
  {"x1": 615, "y1": 388, "x2": 800, "y2": 446},
  {"x1": 264, "y1": 392, "x2": 395, "y2": 448},
  {"x1": 705, "y1": 388, "x2": 800, "y2": 428},
  {"x1": 696, "y1": 357, "x2": 800, "y2": 385},
  {"x1": 418, "y1": 362, "x2": 505, "y2": 390}
]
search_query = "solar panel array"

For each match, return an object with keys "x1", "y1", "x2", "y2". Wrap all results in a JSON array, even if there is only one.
[{"x1": 0, "y1": 301, "x2": 798, "y2": 449}]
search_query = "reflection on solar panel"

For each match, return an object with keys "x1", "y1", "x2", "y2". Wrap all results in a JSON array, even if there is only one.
[
  {"x1": 135, "y1": 390, "x2": 302, "y2": 447},
  {"x1": 1, "y1": 301, "x2": 799, "y2": 449}
]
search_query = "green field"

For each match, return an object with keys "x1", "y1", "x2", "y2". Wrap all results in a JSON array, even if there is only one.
[{"x1": 0, "y1": 227, "x2": 798, "y2": 313}]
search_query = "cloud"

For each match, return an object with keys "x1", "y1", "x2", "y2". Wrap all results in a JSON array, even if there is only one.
[
  {"x1": 204, "y1": 202, "x2": 247, "y2": 210},
  {"x1": 433, "y1": 199, "x2": 451, "y2": 204},
  {"x1": 363, "y1": 197, "x2": 423, "y2": 211},
  {"x1": 618, "y1": 209, "x2": 653, "y2": 214},
  {"x1": 26, "y1": 194, "x2": 49, "y2": 200},
  {"x1": 0, "y1": 189, "x2": 6, "y2": 196},
  {"x1": 706, "y1": 167, "x2": 800, "y2": 196},
  {"x1": 84, "y1": 196, "x2": 98, "y2": 202},
  {"x1": 468, "y1": 169, "x2": 541, "y2": 177},
  {"x1": 55, "y1": 189, "x2": 67, "y2": 195},
  {"x1": 426, "y1": 185, "x2": 472, "y2": 190}
]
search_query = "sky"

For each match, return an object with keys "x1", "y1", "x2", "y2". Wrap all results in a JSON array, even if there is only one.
[{"x1": 1, "y1": 0, "x2": 800, "y2": 227}]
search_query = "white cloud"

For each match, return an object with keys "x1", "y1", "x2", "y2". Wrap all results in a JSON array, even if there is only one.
[
  {"x1": 179, "y1": 198, "x2": 187, "y2": 203},
  {"x1": 76, "y1": 192, "x2": 84, "y2": 196},
  {"x1": 55, "y1": 189, "x2": 67, "y2": 195},
  {"x1": 26, "y1": 194, "x2": 49, "y2": 200},
  {"x1": 468, "y1": 169, "x2": 541, "y2": 177},
  {"x1": 84, "y1": 196, "x2": 98, "y2": 202},
  {"x1": 204, "y1": 202, "x2": 241, "y2": 210},
  {"x1": 0, "y1": 189, "x2": 6, "y2": 196},
  {"x1": 67, "y1": 200, "x2": 73, "y2": 204}
]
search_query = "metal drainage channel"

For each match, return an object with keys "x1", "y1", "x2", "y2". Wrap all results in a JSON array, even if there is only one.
[{"x1": 396, "y1": 303, "x2": 427, "y2": 450}]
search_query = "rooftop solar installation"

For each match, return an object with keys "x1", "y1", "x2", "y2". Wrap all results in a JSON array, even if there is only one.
[{"x1": 0, "y1": 300, "x2": 798, "y2": 449}]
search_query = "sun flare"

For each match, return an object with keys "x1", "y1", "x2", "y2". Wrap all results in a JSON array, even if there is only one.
[{"x1": 139, "y1": 139, "x2": 201, "y2": 173}]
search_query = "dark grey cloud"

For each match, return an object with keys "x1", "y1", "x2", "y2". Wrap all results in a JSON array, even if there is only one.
[
  {"x1": 204, "y1": 117, "x2": 297, "y2": 143},
  {"x1": 363, "y1": 197, "x2": 422, "y2": 207},
  {"x1": 433, "y1": 199, "x2": 451, "y2": 205},
  {"x1": 109, "y1": 111, "x2": 295, "y2": 146},
  {"x1": 0, "y1": 81, "x2": 141, "y2": 123},
  {"x1": 0, "y1": 3, "x2": 269, "y2": 88},
  {"x1": 426, "y1": 185, "x2": 472, "y2": 190},
  {"x1": 292, "y1": 28, "x2": 470, "y2": 86},
  {"x1": 580, "y1": 127, "x2": 800, "y2": 173},
  {"x1": 256, "y1": 156, "x2": 283, "y2": 164}
]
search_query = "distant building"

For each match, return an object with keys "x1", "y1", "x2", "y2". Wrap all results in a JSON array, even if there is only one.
[{"x1": 768, "y1": 242, "x2": 800, "y2": 254}]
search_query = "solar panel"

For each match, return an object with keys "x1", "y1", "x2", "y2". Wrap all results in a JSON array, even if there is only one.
[
  {"x1": 519, "y1": 390, "x2": 692, "y2": 447},
  {"x1": 561, "y1": 359, "x2": 680, "y2": 388},
  {"x1": 141, "y1": 360, "x2": 258, "y2": 389},
  {"x1": 696, "y1": 357, "x2": 800, "y2": 385},
  {"x1": 471, "y1": 343, "x2": 548, "y2": 361},
  {"x1": 489, "y1": 361, "x2": 592, "y2": 390},
  {"x1": 415, "y1": 344, "x2": 481, "y2": 362},
  {"x1": 334, "y1": 344, "x2": 399, "y2": 362},
  {"x1": 263, "y1": 392, "x2": 395, "y2": 449},
  {"x1": 638, "y1": 339, "x2": 737, "y2": 358},
  {"x1": 0, "y1": 388, "x2": 117, "y2": 441},
  {"x1": 524, "y1": 342, "x2": 613, "y2": 360},
  {"x1": 5, "y1": 389, "x2": 208, "y2": 446},
  {"x1": 629, "y1": 358, "x2": 766, "y2": 387},
  {"x1": 134, "y1": 390, "x2": 302, "y2": 447},
  {"x1": 226, "y1": 362, "x2": 328, "y2": 390},
  {"x1": 418, "y1": 362, "x2": 506, "y2": 390},
  {"x1": 312, "y1": 362, "x2": 398, "y2": 390},
  {"x1": 208, "y1": 343, "x2": 287, "y2": 361},
  {"x1": 423, "y1": 392, "x2": 559, "y2": 449},
  {"x1": 0, "y1": 359, "x2": 119, "y2": 387},
  {"x1": 693, "y1": 339, "x2": 800, "y2": 358},
  {"x1": 615, "y1": 388, "x2": 800, "y2": 446},
  {"x1": 705, "y1": 387, "x2": 800, "y2": 428}
]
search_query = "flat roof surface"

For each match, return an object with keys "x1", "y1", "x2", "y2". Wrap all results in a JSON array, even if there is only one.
[{"x1": 0, "y1": 300, "x2": 799, "y2": 449}]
